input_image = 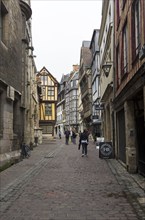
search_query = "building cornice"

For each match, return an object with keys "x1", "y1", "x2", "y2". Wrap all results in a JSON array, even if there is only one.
[
  {"x1": 98, "y1": 0, "x2": 109, "y2": 45},
  {"x1": 19, "y1": 0, "x2": 32, "y2": 21}
]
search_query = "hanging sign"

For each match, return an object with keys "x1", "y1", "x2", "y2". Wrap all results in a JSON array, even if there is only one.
[{"x1": 95, "y1": 104, "x2": 104, "y2": 110}]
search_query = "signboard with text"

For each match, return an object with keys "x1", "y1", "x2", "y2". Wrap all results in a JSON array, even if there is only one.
[
  {"x1": 99, "y1": 142, "x2": 113, "y2": 159},
  {"x1": 95, "y1": 104, "x2": 104, "y2": 110}
]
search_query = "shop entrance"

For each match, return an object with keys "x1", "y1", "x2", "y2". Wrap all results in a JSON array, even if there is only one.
[
  {"x1": 134, "y1": 91, "x2": 145, "y2": 176},
  {"x1": 117, "y1": 109, "x2": 126, "y2": 164}
]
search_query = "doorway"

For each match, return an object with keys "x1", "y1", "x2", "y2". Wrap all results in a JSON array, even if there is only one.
[{"x1": 134, "y1": 91, "x2": 145, "y2": 176}]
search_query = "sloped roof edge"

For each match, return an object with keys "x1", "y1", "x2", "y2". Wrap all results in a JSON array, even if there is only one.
[{"x1": 38, "y1": 66, "x2": 59, "y2": 84}]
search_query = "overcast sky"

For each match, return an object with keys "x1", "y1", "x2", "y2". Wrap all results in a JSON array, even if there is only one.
[{"x1": 31, "y1": 0, "x2": 102, "y2": 82}]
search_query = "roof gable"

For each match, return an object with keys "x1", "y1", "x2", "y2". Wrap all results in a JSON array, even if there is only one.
[{"x1": 38, "y1": 66, "x2": 59, "y2": 84}]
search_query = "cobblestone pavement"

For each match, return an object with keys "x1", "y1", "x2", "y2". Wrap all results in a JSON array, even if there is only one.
[{"x1": 0, "y1": 137, "x2": 145, "y2": 220}]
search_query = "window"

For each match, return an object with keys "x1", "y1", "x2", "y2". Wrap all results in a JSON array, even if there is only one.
[
  {"x1": 134, "y1": 0, "x2": 141, "y2": 55},
  {"x1": 73, "y1": 80, "x2": 76, "y2": 87},
  {"x1": 41, "y1": 75, "x2": 48, "y2": 85},
  {"x1": 0, "y1": 2, "x2": 8, "y2": 43},
  {"x1": 116, "y1": 45, "x2": 121, "y2": 86},
  {"x1": 122, "y1": 22, "x2": 128, "y2": 76},
  {"x1": 48, "y1": 79, "x2": 54, "y2": 86},
  {"x1": 92, "y1": 61, "x2": 95, "y2": 76},
  {"x1": 45, "y1": 104, "x2": 52, "y2": 116},
  {"x1": 60, "y1": 84, "x2": 64, "y2": 91},
  {"x1": 116, "y1": 0, "x2": 120, "y2": 28},
  {"x1": 70, "y1": 81, "x2": 73, "y2": 87},
  {"x1": 41, "y1": 76, "x2": 44, "y2": 85},
  {"x1": 98, "y1": 77, "x2": 100, "y2": 97},
  {"x1": 109, "y1": 6, "x2": 111, "y2": 23},
  {"x1": 92, "y1": 82, "x2": 95, "y2": 95},
  {"x1": 131, "y1": 0, "x2": 141, "y2": 60},
  {"x1": 72, "y1": 90, "x2": 77, "y2": 96},
  {"x1": 48, "y1": 87, "x2": 54, "y2": 96},
  {"x1": 121, "y1": 0, "x2": 126, "y2": 10},
  {"x1": 70, "y1": 80, "x2": 77, "y2": 87},
  {"x1": 42, "y1": 86, "x2": 45, "y2": 96},
  {"x1": 0, "y1": 91, "x2": 3, "y2": 135},
  {"x1": 13, "y1": 100, "x2": 19, "y2": 138}
]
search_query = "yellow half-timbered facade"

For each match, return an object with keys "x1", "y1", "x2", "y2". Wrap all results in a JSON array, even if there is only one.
[{"x1": 37, "y1": 67, "x2": 59, "y2": 136}]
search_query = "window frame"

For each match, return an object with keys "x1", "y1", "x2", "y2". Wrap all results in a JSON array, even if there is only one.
[
  {"x1": 116, "y1": 0, "x2": 121, "y2": 29},
  {"x1": 131, "y1": 0, "x2": 141, "y2": 63},
  {"x1": 116, "y1": 44, "x2": 121, "y2": 87},
  {"x1": 121, "y1": 0, "x2": 126, "y2": 10},
  {"x1": 45, "y1": 103, "x2": 52, "y2": 116},
  {"x1": 0, "y1": 2, "x2": 8, "y2": 44},
  {"x1": 47, "y1": 86, "x2": 54, "y2": 96},
  {"x1": 134, "y1": 0, "x2": 141, "y2": 56},
  {"x1": 0, "y1": 91, "x2": 3, "y2": 137},
  {"x1": 121, "y1": 21, "x2": 128, "y2": 78}
]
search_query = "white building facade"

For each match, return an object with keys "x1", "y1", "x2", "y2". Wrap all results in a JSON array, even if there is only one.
[{"x1": 98, "y1": 0, "x2": 114, "y2": 145}]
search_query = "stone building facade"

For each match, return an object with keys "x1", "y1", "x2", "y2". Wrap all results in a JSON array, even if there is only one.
[
  {"x1": 90, "y1": 29, "x2": 102, "y2": 140},
  {"x1": 37, "y1": 67, "x2": 59, "y2": 137},
  {"x1": 56, "y1": 74, "x2": 69, "y2": 137},
  {"x1": 98, "y1": 0, "x2": 114, "y2": 145},
  {"x1": 79, "y1": 41, "x2": 92, "y2": 132},
  {"x1": 114, "y1": 0, "x2": 145, "y2": 176},
  {"x1": 64, "y1": 65, "x2": 79, "y2": 132},
  {"x1": 0, "y1": 0, "x2": 39, "y2": 169}
]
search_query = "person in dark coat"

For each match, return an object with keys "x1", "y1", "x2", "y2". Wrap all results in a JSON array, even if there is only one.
[
  {"x1": 72, "y1": 128, "x2": 77, "y2": 144},
  {"x1": 64, "y1": 129, "x2": 70, "y2": 145},
  {"x1": 21, "y1": 142, "x2": 31, "y2": 158},
  {"x1": 79, "y1": 129, "x2": 89, "y2": 157},
  {"x1": 59, "y1": 129, "x2": 61, "y2": 139}
]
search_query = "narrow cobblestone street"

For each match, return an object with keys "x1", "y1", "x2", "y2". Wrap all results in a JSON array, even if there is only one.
[{"x1": 0, "y1": 137, "x2": 145, "y2": 220}]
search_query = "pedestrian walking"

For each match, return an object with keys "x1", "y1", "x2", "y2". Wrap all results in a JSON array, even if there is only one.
[
  {"x1": 72, "y1": 129, "x2": 77, "y2": 144},
  {"x1": 59, "y1": 130, "x2": 61, "y2": 139},
  {"x1": 79, "y1": 129, "x2": 89, "y2": 157},
  {"x1": 70, "y1": 129, "x2": 73, "y2": 143},
  {"x1": 64, "y1": 129, "x2": 70, "y2": 145},
  {"x1": 21, "y1": 142, "x2": 31, "y2": 158}
]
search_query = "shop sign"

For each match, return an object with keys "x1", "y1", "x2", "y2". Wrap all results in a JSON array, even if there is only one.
[
  {"x1": 99, "y1": 142, "x2": 113, "y2": 159},
  {"x1": 95, "y1": 104, "x2": 104, "y2": 110}
]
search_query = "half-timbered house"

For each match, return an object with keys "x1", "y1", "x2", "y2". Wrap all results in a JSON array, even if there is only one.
[{"x1": 37, "y1": 67, "x2": 59, "y2": 136}]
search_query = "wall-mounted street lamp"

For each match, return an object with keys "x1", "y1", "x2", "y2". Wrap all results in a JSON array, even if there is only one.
[
  {"x1": 102, "y1": 63, "x2": 112, "y2": 77},
  {"x1": 26, "y1": 46, "x2": 34, "y2": 51},
  {"x1": 28, "y1": 55, "x2": 37, "y2": 58}
]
